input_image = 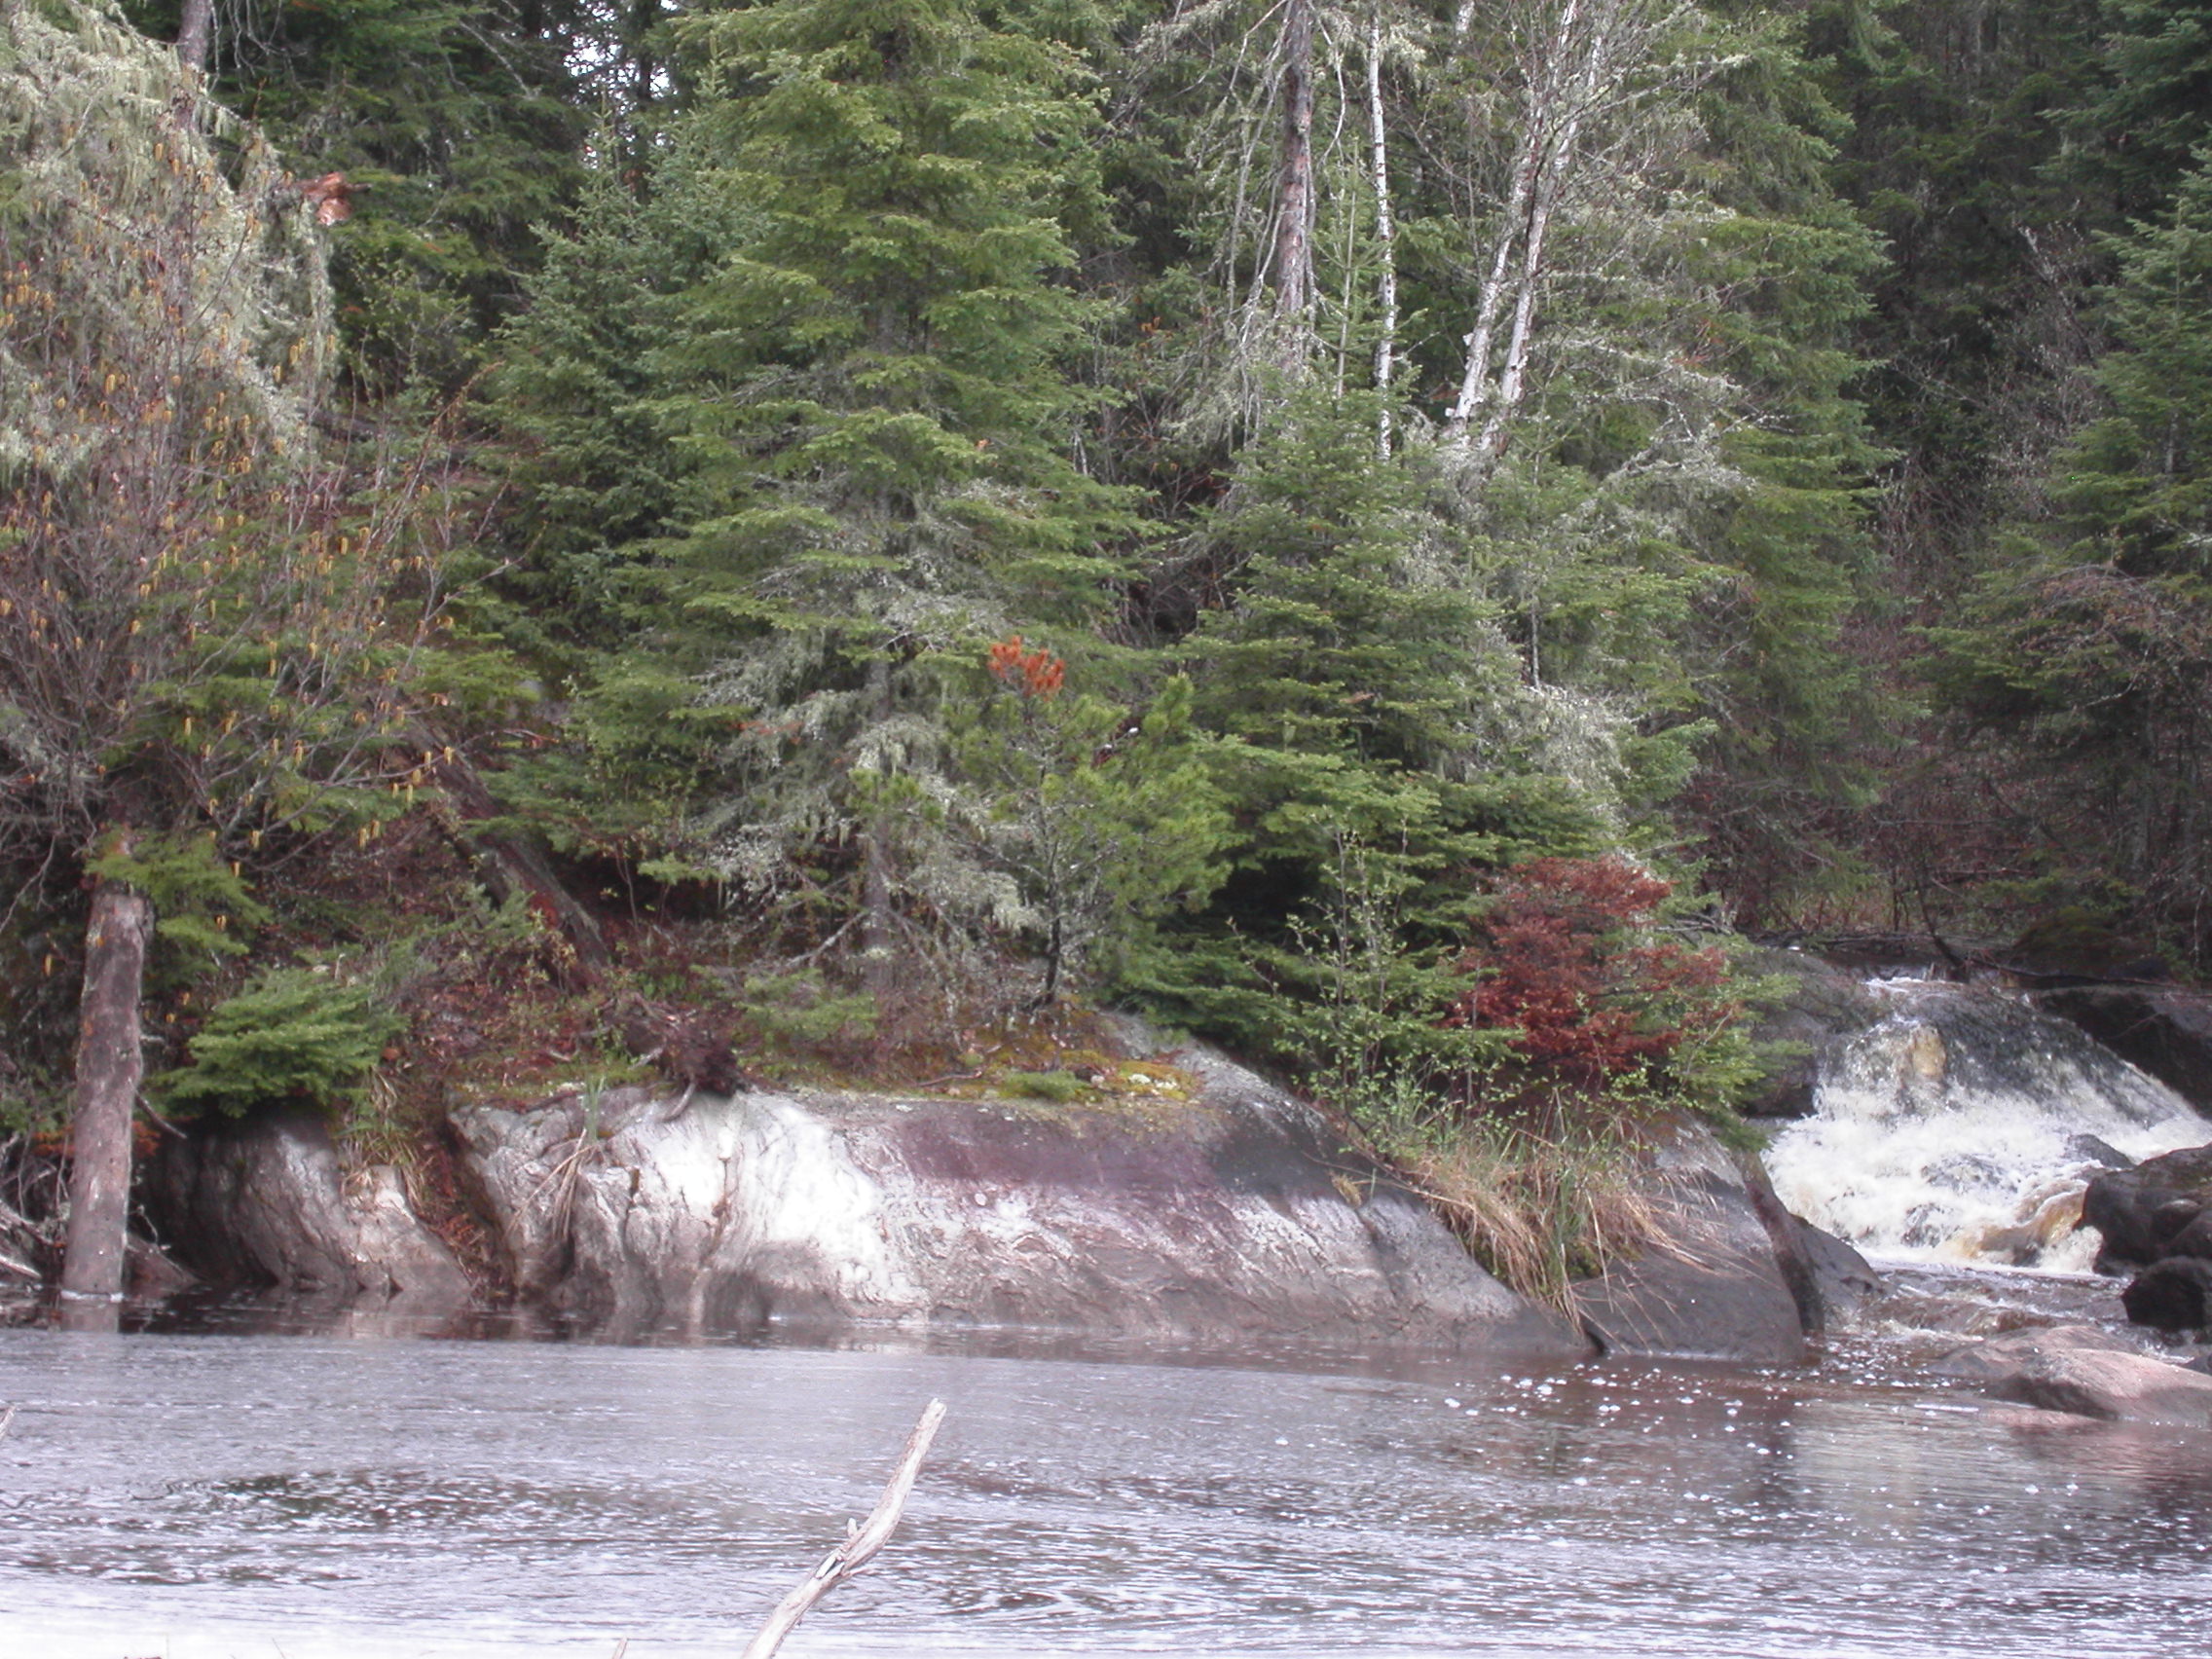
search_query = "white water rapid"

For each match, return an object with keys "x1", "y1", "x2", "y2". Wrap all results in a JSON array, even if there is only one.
[{"x1": 1765, "y1": 977, "x2": 2211, "y2": 1270}]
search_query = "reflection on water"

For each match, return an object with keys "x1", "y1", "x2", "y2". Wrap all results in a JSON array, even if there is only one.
[{"x1": 3, "y1": 1329, "x2": 2211, "y2": 1658}]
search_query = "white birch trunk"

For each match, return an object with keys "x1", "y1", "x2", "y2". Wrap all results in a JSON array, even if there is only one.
[
  {"x1": 1445, "y1": 0, "x2": 1586, "y2": 447},
  {"x1": 1367, "y1": 14, "x2": 1400, "y2": 456}
]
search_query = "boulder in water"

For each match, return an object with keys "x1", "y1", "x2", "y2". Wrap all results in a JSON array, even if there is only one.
[
  {"x1": 1791, "y1": 1215, "x2": 1883, "y2": 1317},
  {"x1": 1993, "y1": 1347, "x2": 2212, "y2": 1424},
  {"x1": 2122, "y1": 1258, "x2": 2212, "y2": 1333},
  {"x1": 2083, "y1": 1144, "x2": 2212, "y2": 1272},
  {"x1": 2067, "y1": 1134, "x2": 2135, "y2": 1169},
  {"x1": 1931, "y1": 1322, "x2": 2143, "y2": 1379},
  {"x1": 1935, "y1": 1324, "x2": 2212, "y2": 1424},
  {"x1": 2163, "y1": 1210, "x2": 2212, "y2": 1263}
]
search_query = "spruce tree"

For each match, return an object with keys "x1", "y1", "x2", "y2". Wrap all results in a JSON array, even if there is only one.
[
  {"x1": 122, "y1": 0, "x2": 588, "y2": 394},
  {"x1": 621, "y1": 0, "x2": 1137, "y2": 995},
  {"x1": 1935, "y1": 151, "x2": 2212, "y2": 953}
]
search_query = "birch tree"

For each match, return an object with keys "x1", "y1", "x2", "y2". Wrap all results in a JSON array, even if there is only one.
[
  {"x1": 1143, "y1": 0, "x2": 1421, "y2": 433},
  {"x1": 1440, "y1": 0, "x2": 1702, "y2": 467}
]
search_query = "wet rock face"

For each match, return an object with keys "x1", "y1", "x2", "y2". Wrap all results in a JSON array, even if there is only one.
[
  {"x1": 2034, "y1": 986, "x2": 2212, "y2": 1116},
  {"x1": 1735, "y1": 949, "x2": 1887, "y2": 1119},
  {"x1": 146, "y1": 1110, "x2": 471, "y2": 1311},
  {"x1": 452, "y1": 1056, "x2": 1588, "y2": 1357},
  {"x1": 1568, "y1": 1120, "x2": 1821, "y2": 1366}
]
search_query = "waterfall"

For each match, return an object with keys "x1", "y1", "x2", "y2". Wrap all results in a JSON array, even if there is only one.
[{"x1": 1765, "y1": 977, "x2": 2210, "y2": 1270}]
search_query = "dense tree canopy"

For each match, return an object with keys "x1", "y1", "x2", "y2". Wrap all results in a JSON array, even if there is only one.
[{"x1": 15, "y1": 0, "x2": 2212, "y2": 1282}]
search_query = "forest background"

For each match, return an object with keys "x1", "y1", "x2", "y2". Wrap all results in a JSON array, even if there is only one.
[{"x1": 6, "y1": 0, "x2": 2212, "y2": 1298}]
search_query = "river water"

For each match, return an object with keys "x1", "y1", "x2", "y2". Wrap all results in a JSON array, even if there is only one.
[{"x1": 6, "y1": 1321, "x2": 2212, "y2": 1659}]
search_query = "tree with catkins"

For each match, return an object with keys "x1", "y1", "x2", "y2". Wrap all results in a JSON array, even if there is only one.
[{"x1": 0, "y1": 0, "x2": 440, "y2": 1302}]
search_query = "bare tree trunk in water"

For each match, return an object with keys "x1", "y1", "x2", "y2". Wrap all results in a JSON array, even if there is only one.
[
  {"x1": 175, "y1": 0, "x2": 214, "y2": 72},
  {"x1": 59, "y1": 863, "x2": 155, "y2": 1304}
]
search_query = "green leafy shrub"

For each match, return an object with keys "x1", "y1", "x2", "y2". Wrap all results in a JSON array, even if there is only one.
[
  {"x1": 1002, "y1": 1069, "x2": 1088, "y2": 1103},
  {"x1": 158, "y1": 968, "x2": 403, "y2": 1117}
]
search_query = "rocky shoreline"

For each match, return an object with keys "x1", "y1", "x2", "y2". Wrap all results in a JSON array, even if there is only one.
[
  {"x1": 16, "y1": 956, "x2": 2212, "y2": 1437},
  {"x1": 117, "y1": 1026, "x2": 1875, "y2": 1368}
]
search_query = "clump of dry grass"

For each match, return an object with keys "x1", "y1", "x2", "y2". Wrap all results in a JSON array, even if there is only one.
[{"x1": 1377, "y1": 1105, "x2": 1670, "y2": 1311}]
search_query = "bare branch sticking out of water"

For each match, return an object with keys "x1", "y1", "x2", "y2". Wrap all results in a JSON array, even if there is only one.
[
  {"x1": 0, "y1": 1402, "x2": 14, "y2": 1440},
  {"x1": 740, "y1": 1398, "x2": 948, "y2": 1659}
]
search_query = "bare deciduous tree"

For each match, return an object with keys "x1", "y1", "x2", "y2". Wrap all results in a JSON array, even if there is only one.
[{"x1": 2, "y1": 0, "x2": 440, "y2": 1299}]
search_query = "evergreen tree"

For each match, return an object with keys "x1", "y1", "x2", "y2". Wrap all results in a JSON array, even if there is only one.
[
  {"x1": 1935, "y1": 151, "x2": 2212, "y2": 953},
  {"x1": 123, "y1": 0, "x2": 588, "y2": 394},
  {"x1": 2071, "y1": 0, "x2": 2212, "y2": 218},
  {"x1": 600, "y1": 0, "x2": 1139, "y2": 996},
  {"x1": 1149, "y1": 396, "x2": 1607, "y2": 1073}
]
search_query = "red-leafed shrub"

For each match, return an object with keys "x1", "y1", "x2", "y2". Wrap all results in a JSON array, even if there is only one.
[{"x1": 1446, "y1": 856, "x2": 1735, "y2": 1103}]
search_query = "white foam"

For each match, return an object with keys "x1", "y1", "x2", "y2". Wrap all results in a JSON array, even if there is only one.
[{"x1": 1766, "y1": 981, "x2": 2208, "y2": 1267}]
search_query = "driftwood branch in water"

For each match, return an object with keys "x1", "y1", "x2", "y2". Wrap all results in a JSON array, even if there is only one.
[
  {"x1": 739, "y1": 1398, "x2": 947, "y2": 1659},
  {"x1": 0, "y1": 1403, "x2": 15, "y2": 1440}
]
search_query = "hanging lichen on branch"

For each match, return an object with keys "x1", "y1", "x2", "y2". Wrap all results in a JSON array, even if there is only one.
[{"x1": 1, "y1": 0, "x2": 445, "y2": 1299}]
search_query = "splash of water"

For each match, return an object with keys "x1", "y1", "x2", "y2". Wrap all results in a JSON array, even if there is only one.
[{"x1": 1765, "y1": 978, "x2": 2210, "y2": 1270}]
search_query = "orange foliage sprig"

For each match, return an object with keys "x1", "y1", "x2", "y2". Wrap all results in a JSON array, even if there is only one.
[{"x1": 986, "y1": 635, "x2": 1065, "y2": 699}]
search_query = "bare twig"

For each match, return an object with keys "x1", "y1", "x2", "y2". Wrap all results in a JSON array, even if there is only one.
[
  {"x1": 0, "y1": 1403, "x2": 17, "y2": 1441},
  {"x1": 739, "y1": 1399, "x2": 947, "y2": 1659}
]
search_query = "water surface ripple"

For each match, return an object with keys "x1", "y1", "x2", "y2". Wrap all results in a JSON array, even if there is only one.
[{"x1": 3, "y1": 1331, "x2": 2209, "y2": 1657}]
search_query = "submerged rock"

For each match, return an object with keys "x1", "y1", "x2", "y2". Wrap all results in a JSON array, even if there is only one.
[
  {"x1": 1934, "y1": 1324, "x2": 2212, "y2": 1425},
  {"x1": 147, "y1": 1110, "x2": 472, "y2": 1312},
  {"x1": 452, "y1": 1051, "x2": 1585, "y2": 1357}
]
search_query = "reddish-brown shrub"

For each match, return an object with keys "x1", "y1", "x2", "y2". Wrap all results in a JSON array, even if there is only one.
[{"x1": 1446, "y1": 857, "x2": 1734, "y2": 1100}]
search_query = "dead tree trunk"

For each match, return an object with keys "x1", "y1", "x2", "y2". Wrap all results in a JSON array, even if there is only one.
[
  {"x1": 1271, "y1": 0, "x2": 1318, "y2": 372},
  {"x1": 740, "y1": 1399, "x2": 946, "y2": 1659},
  {"x1": 175, "y1": 0, "x2": 214, "y2": 72},
  {"x1": 860, "y1": 655, "x2": 900, "y2": 1009},
  {"x1": 429, "y1": 751, "x2": 614, "y2": 992},
  {"x1": 58, "y1": 858, "x2": 155, "y2": 1303}
]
